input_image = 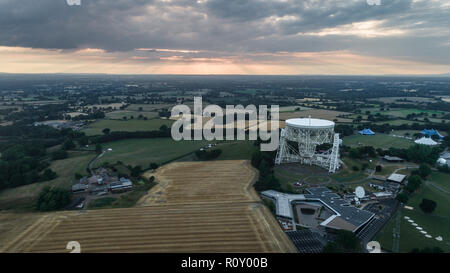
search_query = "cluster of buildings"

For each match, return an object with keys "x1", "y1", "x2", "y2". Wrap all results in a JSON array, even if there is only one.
[
  {"x1": 33, "y1": 120, "x2": 85, "y2": 130},
  {"x1": 72, "y1": 168, "x2": 133, "y2": 195}
]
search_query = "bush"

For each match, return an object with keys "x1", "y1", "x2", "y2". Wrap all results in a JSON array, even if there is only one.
[
  {"x1": 396, "y1": 192, "x2": 409, "y2": 203},
  {"x1": 418, "y1": 164, "x2": 432, "y2": 178},
  {"x1": 405, "y1": 175, "x2": 422, "y2": 193},
  {"x1": 419, "y1": 199, "x2": 437, "y2": 213},
  {"x1": 323, "y1": 230, "x2": 361, "y2": 253},
  {"x1": 41, "y1": 168, "x2": 57, "y2": 181},
  {"x1": 195, "y1": 149, "x2": 222, "y2": 160},
  {"x1": 352, "y1": 166, "x2": 360, "y2": 171},
  {"x1": 36, "y1": 186, "x2": 72, "y2": 211}
]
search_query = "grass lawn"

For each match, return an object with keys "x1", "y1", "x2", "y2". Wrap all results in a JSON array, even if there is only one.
[
  {"x1": 428, "y1": 172, "x2": 450, "y2": 192},
  {"x1": 376, "y1": 183, "x2": 450, "y2": 253},
  {"x1": 82, "y1": 118, "x2": 174, "y2": 136},
  {"x1": 343, "y1": 133, "x2": 414, "y2": 149},
  {"x1": 214, "y1": 140, "x2": 258, "y2": 160},
  {"x1": 93, "y1": 138, "x2": 211, "y2": 168},
  {"x1": 331, "y1": 157, "x2": 376, "y2": 183},
  {"x1": 0, "y1": 151, "x2": 93, "y2": 211},
  {"x1": 274, "y1": 168, "x2": 309, "y2": 191}
]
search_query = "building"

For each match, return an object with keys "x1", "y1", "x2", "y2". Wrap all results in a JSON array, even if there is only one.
[
  {"x1": 387, "y1": 173, "x2": 407, "y2": 184},
  {"x1": 261, "y1": 187, "x2": 375, "y2": 233},
  {"x1": 72, "y1": 183, "x2": 89, "y2": 193},
  {"x1": 373, "y1": 192, "x2": 394, "y2": 199},
  {"x1": 437, "y1": 152, "x2": 450, "y2": 167},
  {"x1": 110, "y1": 178, "x2": 133, "y2": 193},
  {"x1": 383, "y1": 155, "x2": 404, "y2": 162}
]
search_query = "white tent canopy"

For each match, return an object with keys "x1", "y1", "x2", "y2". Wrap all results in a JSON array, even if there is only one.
[{"x1": 415, "y1": 137, "x2": 438, "y2": 146}]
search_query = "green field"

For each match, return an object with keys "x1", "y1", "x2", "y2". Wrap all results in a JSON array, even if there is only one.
[
  {"x1": 331, "y1": 157, "x2": 376, "y2": 183},
  {"x1": 343, "y1": 133, "x2": 414, "y2": 149},
  {"x1": 82, "y1": 118, "x2": 174, "y2": 136},
  {"x1": 105, "y1": 111, "x2": 159, "y2": 120},
  {"x1": 428, "y1": 172, "x2": 450, "y2": 193},
  {"x1": 377, "y1": 183, "x2": 450, "y2": 253},
  {"x1": 0, "y1": 151, "x2": 93, "y2": 210},
  {"x1": 214, "y1": 140, "x2": 258, "y2": 160},
  {"x1": 93, "y1": 138, "x2": 211, "y2": 168}
]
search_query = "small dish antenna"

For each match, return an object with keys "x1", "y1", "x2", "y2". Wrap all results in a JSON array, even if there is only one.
[{"x1": 355, "y1": 186, "x2": 365, "y2": 199}]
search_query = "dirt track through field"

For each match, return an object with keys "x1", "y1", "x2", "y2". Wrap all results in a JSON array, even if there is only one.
[{"x1": 0, "y1": 160, "x2": 296, "y2": 253}]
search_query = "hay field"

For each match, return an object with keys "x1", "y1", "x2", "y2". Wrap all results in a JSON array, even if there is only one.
[
  {"x1": 1, "y1": 160, "x2": 296, "y2": 253},
  {"x1": 279, "y1": 109, "x2": 352, "y2": 123},
  {"x1": 139, "y1": 160, "x2": 259, "y2": 206}
]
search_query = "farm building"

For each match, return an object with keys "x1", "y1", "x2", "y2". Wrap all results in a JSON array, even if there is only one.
[
  {"x1": 110, "y1": 178, "x2": 133, "y2": 193},
  {"x1": 72, "y1": 183, "x2": 89, "y2": 193}
]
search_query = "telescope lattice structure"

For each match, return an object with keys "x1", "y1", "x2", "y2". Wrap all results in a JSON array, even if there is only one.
[{"x1": 275, "y1": 118, "x2": 341, "y2": 173}]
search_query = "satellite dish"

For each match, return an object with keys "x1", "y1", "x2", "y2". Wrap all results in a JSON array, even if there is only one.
[{"x1": 355, "y1": 186, "x2": 365, "y2": 199}]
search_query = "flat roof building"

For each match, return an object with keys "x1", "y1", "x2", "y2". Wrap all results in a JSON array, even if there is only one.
[{"x1": 387, "y1": 173, "x2": 407, "y2": 184}]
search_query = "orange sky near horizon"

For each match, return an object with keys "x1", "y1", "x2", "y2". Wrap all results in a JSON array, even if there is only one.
[{"x1": 1, "y1": 46, "x2": 450, "y2": 75}]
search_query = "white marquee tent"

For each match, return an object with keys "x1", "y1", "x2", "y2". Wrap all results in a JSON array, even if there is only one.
[{"x1": 414, "y1": 137, "x2": 438, "y2": 146}]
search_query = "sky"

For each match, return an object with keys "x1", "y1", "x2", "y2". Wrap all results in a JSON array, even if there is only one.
[{"x1": 0, "y1": 0, "x2": 449, "y2": 75}]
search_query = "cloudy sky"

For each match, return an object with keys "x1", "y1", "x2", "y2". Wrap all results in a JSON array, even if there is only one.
[{"x1": 0, "y1": 0, "x2": 449, "y2": 75}]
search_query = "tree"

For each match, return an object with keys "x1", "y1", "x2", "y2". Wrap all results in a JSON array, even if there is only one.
[
  {"x1": 131, "y1": 165, "x2": 143, "y2": 177},
  {"x1": 95, "y1": 143, "x2": 103, "y2": 154},
  {"x1": 149, "y1": 163, "x2": 159, "y2": 170},
  {"x1": 375, "y1": 165, "x2": 382, "y2": 172},
  {"x1": 41, "y1": 169, "x2": 57, "y2": 181},
  {"x1": 405, "y1": 175, "x2": 422, "y2": 193},
  {"x1": 102, "y1": 128, "x2": 111, "y2": 135},
  {"x1": 419, "y1": 199, "x2": 437, "y2": 213},
  {"x1": 418, "y1": 164, "x2": 431, "y2": 178},
  {"x1": 52, "y1": 149, "x2": 68, "y2": 160},
  {"x1": 78, "y1": 135, "x2": 89, "y2": 146},
  {"x1": 396, "y1": 192, "x2": 409, "y2": 203},
  {"x1": 36, "y1": 186, "x2": 72, "y2": 211},
  {"x1": 63, "y1": 139, "x2": 76, "y2": 150},
  {"x1": 323, "y1": 230, "x2": 361, "y2": 253}
]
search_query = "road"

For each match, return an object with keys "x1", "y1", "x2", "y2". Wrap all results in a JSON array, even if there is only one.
[{"x1": 87, "y1": 150, "x2": 106, "y2": 175}]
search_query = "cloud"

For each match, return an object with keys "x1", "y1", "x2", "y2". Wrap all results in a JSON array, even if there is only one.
[{"x1": 0, "y1": 0, "x2": 449, "y2": 73}]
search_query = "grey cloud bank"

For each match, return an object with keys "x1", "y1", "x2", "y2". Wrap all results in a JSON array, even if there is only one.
[{"x1": 0, "y1": 0, "x2": 449, "y2": 66}]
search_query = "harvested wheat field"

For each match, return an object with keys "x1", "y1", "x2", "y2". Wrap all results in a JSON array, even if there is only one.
[
  {"x1": 0, "y1": 160, "x2": 296, "y2": 253},
  {"x1": 139, "y1": 160, "x2": 259, "y2": 206}
]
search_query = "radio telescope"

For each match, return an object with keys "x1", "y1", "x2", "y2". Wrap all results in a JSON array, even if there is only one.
[{"x1": 275, "y1": 117, "x2": 341, "y2": 173}]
